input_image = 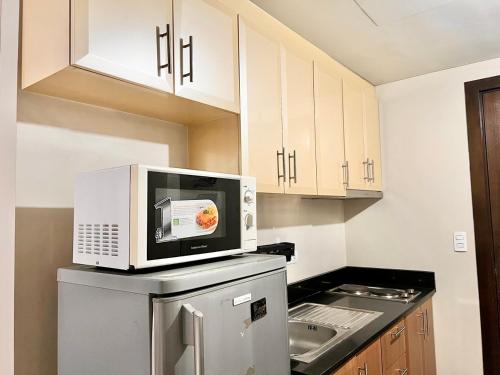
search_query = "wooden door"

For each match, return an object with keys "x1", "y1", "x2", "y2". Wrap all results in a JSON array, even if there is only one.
[
  {"x1": 363, "y1": 87, "x2": 382, "y2": 191},
  {"x1": 383, "y1": 354, "x2": 408, "y2": 375},
  {"x1": 405, "y1": 306, "x2": 425, "y2": 375},
  {"x1": 466, "y1": 78, "x2": 500, "y2": 373},
  {"x1": 239, "y1": 18, "x2": 284, "y2": 194},
  {"x1": 355, "y1": 339, "x2": 383, "y2": 375},
  {"x1": 72, "y1": 0, "x2": 174, "y2": 93},
  {"x1": 343, "y1": 79, "x2": 367, "y2": 190},
  {"x1": 314, "y1": 61, "x2": 346, "y2": 197},
  {"x1": 282, "y1": 46, "x2": 317, "y2": 195},
  {"x1": 423, "y1": 300, "x2": 437, "y2": 375},
  {"x1": 173, "y1": 0, "x2": 239, "y2": 112}
]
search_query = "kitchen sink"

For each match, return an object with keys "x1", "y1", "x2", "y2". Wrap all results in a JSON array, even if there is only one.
[
  {"x1": 289, "y1": 321, "x2": 338, "y2": 356},
  {"x1": 288, "y1": 303, "x2": 383, "y2": 363}
]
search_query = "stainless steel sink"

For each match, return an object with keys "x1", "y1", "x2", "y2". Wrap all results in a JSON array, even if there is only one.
[
  {"x1": 288, "y1": 303, "x2": 383, "y2": 363},
  {"x1": 289, "y1": 321, "x2": 338, "y2": 356}
]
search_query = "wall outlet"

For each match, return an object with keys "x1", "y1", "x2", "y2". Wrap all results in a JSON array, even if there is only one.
[{"x1": 454, "y1": 231, "x2": 467, "y2": 252}]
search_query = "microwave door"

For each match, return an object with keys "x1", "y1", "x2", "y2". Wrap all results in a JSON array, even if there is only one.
[{"x1": 154, "y1": 197, "x2": 173, "y2": 243}]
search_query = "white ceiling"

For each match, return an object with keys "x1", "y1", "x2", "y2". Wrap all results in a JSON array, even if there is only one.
[{"x1": 249, "y1": 0, "x2": 500, "y2": 85}]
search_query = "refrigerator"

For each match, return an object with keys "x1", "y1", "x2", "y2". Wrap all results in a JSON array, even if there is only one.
[{"x1": 58, "y1": 254, "x2": 290, "y2": 375}]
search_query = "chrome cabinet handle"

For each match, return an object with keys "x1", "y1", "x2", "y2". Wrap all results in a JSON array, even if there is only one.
[
  {"x1": 398, "y1": 369, "x2": 408, "y2": 375},
  {"x1": 363, "y1": 158, "x2": 370, "y2": 181},
  {"x1": 343, "y1": 161, "x2": 350, "y2": 187},
  {"x1": 358, "y1": 363, "x2": 368, "y2": 375},
  {"x1": 391, "y1": 325, "x2": 406, "y2": 339},
  {"x1": 156, "y1": 24, "x2": 172, "y2": 76},
  {"x1": 417, "y1": 312, "x2": 425, "y2": 335},
  {"x1": 369, "y1": 159, "x2": 375, "y2": 182},
  {"x1": 182, "y1": 304, "x2": 205, "y2": 375},
  {"x1": 180, "y1": 36, "x2": 194, "y2": 85},
  {"x1": 288, "y1": 150, "x2": 297, "y2": 186},
  {"x1": 277, "y1": 148, "x2": 286, "y2": 185}
]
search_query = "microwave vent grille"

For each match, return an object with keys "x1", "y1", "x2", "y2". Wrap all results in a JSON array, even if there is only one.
[{"x1": 76, "y1": 224, "x2": 119, "y2": 257}]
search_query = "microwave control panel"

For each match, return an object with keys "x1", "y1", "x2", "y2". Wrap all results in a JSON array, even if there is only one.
[{"x1": 241, "y1": 176, "x2": 257, "y2": 251}]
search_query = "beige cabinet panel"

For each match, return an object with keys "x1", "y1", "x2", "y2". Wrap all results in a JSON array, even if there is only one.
[
  {"x1": 239, "y1": 18, "x2": 284, "y2": 193},
  {"x1": 72, "y1": 0, "x2": 174, "y2": 93},
  {"x1": 364, "y1": 87, "x2": 382, "y2": 191},
  {"x1": 174, "y1": 0, "x2": 239, "y2": 113},
  {"x1": 343, "y1": 79, "x2": 367, "y2": 190},
  {"x1": 282, "y1": 47, "x2": 317, "y2": 195},
  {"x1": 314, "y1": 61, "x2": 346, "y2": 197}
]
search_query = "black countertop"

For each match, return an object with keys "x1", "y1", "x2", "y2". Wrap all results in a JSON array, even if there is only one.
[{"x1": 288, "y1": 267, "x2": 436, "y2": 375}]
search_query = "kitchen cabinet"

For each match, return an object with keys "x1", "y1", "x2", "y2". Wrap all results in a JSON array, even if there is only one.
[
  {"x1": 384, "y1": 354, "x2": 408, "y2": 375},
  {"x1": 72, "y1": 0, "x2": 174, "y2": 93},
  {"x1": 314, "y1": 61, "x2": 346, "y2": 196},
  {"x1": 405, "y1": 299, "x2": 436, "y2": 375},
  {"x1": 330, "y1": 339, "x2": 382, "y2": 375},
  {"x1": 282, "y1": 46, "x2": 317, "y2": 195},
  {"x1": 343, "y1": 79, "x2": 382, "y2": 191},
  {"x1": 173, "y1": 0, "x2": 240, "y2": 112},
  {"x1": 239, "y1": 18, "x2": 284, "y2": 193},
  {"x1": 355, "y1": 339, "x2": 383, "y2": 375},
  {"x1": 380, "y1": 320, "x2": 406, "y2": 371}
]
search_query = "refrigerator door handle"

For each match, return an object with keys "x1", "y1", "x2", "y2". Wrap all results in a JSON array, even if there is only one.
[{"x1": 182, "y1": 304, "x2": 205, "y2": 375}]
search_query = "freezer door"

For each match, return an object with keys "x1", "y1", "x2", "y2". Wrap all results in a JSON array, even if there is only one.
[{"x1": 152, "y1": 270, "x2": 290, "y2": 375}]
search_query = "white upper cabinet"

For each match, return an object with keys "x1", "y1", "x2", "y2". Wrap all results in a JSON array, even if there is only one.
[
  {"x1": 281, "y1": 46, "x2": 317, "y2": 195},
  {"x1": 314, "y1": 61, "x2": 346, "y2": 196},
  {"x1": 72, "y1": 0, "x2": 174, "y2": 93},
  {"x1": 173, "y1": 0, "x2": 240, "y2": 112},
  {"x1": 239, "y1": 18, "x2": 284, "y2": 194},
  {"x1": 363, "y1": 87, "x2": 382, "y2": 191}
]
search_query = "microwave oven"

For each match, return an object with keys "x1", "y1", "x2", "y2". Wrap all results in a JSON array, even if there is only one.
[{"x1": 73, "y1": 165, "x2": 257, "y2": 270}]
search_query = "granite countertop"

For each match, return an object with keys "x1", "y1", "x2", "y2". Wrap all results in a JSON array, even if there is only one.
[{"x1": 287, "y1": 267, "x2": 436, "y2": 375}]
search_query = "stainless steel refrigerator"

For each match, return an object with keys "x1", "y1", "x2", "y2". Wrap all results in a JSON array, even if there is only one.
[{"x1": 58, "y1": 254, "x2": 290, "y2": 375}]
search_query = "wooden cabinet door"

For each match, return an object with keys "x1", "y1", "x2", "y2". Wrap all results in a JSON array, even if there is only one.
[
  {"x1": 239, "y1": 18, "x2": 284, "y2": 194},
  {"x1": 314, "y1": 61, "x2": 346, "y2": 197},
  {"x1": 343, "y1": 79, "x2": 367, "y2": 190},
  {"x1": 282, "y1": 46, "x2": 317, "y2": 195},
  {"x1": 72, "y1": 0, "x2": 174, "y2": 93},
  {"x1": 173, "y1": 0, "x2": 239, "y2": 112},
  {"x1": 363, "y1": 87, "x2": 382, "y2": 191},
  {"x1": 405, "y1": 306, "x2": 425, "y2": 375},
  {"x1": 383, "y1": 354, "x2": 408, "y2": 375},
  {"x1": 380, "y1": 320, "x2": 406, "y2": 370},
  {"x1": 355, "y1": 339, "x2": 383, "y2": 375},
  {"x1": 332, "y1": 359, "x2": 355, "y2": 375},
  {"x1": 423, "y1": 300, "x2": 437, "y2": 375}
]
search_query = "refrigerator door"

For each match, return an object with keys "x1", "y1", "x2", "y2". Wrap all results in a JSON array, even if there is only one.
[{"x1": 152, "y1": 269, "x2": 290, "y2": 375}]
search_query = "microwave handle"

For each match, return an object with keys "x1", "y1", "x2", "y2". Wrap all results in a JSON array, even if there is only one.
[{"x1": 182, "y1": 304, "x2": 205, "y2": 375}]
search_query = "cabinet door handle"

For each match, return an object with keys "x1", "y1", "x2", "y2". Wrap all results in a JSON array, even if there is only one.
[
  {"x1": 156, "y1": 24, "x2": 172, "y2": 76},
  {"x1": 369, "y1": 159, "x2": 375, "y2": 182},
  {"x1": 343, "y1": 161, "x2": 350, "y2": 187},
  {"x1": 277, "y1": 148, "x2": 286, "y2": 185},
  {"x1": 288, "y1": 150, "x2": 297, "y2": 186},
  {"x1": 180, "y1": 36, "x2": 194, "y2": 85},
  {"x1": 398, "y1": 369, "x2": 408, "y2": 375},
  {"x1": 363, "y1": 158, "x2": 370, "y2": 181},
  {"x1": 417, "y1": 312, "x2": 425, "y2": 335},
  {"x1": 391, "y1": 325, "x2": 406, "y2": 339}
]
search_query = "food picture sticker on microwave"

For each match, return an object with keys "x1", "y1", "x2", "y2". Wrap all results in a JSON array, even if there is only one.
[{"x1": 170, "y1": 200, "x2": 219, "y2": 239}]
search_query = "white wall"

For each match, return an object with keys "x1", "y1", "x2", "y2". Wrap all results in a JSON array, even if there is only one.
[
  {"x1": 258, "y1": 194, "x2": 346, "y2": 283},
  {"x1": 0, "y1": 1, "x2": 19, "y2": 375},
  {"x1": 345, "y1": 57, "x2": 500, "y2": 375}
]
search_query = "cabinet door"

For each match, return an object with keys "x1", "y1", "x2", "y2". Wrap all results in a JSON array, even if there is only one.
[
  {"x1": 72, "y1": 0, "x2": 174, "y2": 92},
  {"x1": 282, "y1": 47, "x2": 317, "y2": 195},
  {"x1": 314, "y1": 62, "x2": 346, "y2": 196},
  {"x1": 383, "y1": 354, "x2": 408, "y2": 375},
  {"x1": 332, "y1": 359, "x2": 355, "y2": 375},
  {"x1": 173, "y1": 0, "x2": 239, "y2": 112},
  {"x1": 380, "y1": 320, "x2": 406, "y2": 370},
  {"x1": 343, "y1": 79, "x2": 367, "y2": 190},
  {"x1": 405, "y1": 306, "x2": 425, "y2": 375},
  {"x1": 423, "y1": 300, "x2": 437, "y2": 375},
  {"x1": 363, "y1": 87, "x2": 382, "y2": 191},
  {"x1": 355, "y1": 339, "x2": 383, "y2": 375},
  {"x1": 239, "y1": 18, "x2": 284, "y2": 194}
]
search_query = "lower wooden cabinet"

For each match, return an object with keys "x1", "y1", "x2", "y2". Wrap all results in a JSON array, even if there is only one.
[{"x1": 331, "y1": 299, "x2": 436, "y2": 375}]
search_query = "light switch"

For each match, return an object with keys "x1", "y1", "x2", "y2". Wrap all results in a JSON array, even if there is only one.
[{"x1": 454, "y1": 231, "x2": 467, "y2": 252}]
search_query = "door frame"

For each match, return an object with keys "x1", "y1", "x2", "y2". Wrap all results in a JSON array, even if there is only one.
[{"x1": 465, "y1": 75, "x2": 500, "y2": 374}]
